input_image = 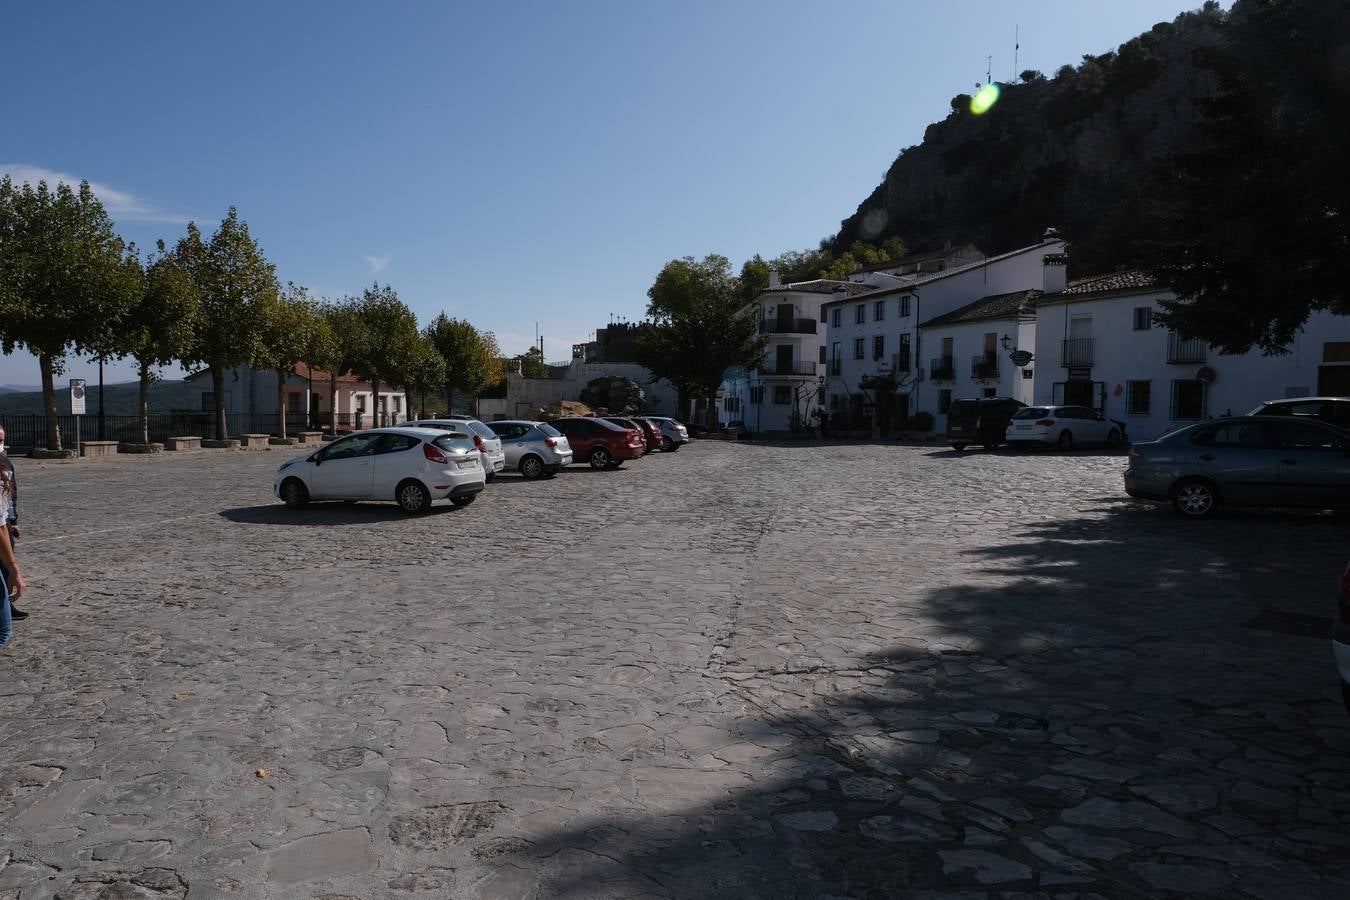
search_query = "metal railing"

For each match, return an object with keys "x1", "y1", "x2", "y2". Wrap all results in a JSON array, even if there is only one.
[
  {"x1": 0, "y1": 411, "x2": 410, "y2": 451},
  {"x1": 1167, "y1": 333, "x2": 1207, "y2": 364},
  {"x1": 759, "y1": 318, "x2": 819, "y2": 335},
  {"x1": 929, "y1": 356, "x2": 956, "y2": 380},
  {"x1": 1060, "y1": 338, "x2": 1095, "y2": 367},
  {"x1": 972, "y1": 353, "x2": 999, "y2": 380},
  {"x1": 759, "y1": 360, "x2": 819, "y2": 377}
]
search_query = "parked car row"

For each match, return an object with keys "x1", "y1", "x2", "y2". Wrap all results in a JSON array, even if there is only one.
[
  {"x1": 947, "y1": 397, "x2": 1125, "y2": 452},
  {"x1": 273, "y1": 414, "x2": 691, "y2": 514}
]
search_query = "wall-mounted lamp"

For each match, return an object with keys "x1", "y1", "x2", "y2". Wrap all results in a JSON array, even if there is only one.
[{"x1": 1000, "y1": 334, "x2": 1013, "y2": 351}]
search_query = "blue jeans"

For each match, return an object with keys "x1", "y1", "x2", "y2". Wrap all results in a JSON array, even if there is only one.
[{"x1": 0, "y1": 568, "x2": 10, "y2": 651}]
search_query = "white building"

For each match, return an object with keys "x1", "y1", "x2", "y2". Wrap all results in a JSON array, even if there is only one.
[
  {"x1": 1033, "y1": 271, "x2": 1350, "y2": 441},
  {"x1": 724, "y1": 244, "x2": 990, "y2": 432},
  {"x1": 916, "y1": 288, "x2": 1040, "y2": 412},
  {"x1": 185, "y1": 364, "x2": 408, "y2": 430},
  {"x1": 820, "y1": 232, "x2": 1067, "y2": 430}
]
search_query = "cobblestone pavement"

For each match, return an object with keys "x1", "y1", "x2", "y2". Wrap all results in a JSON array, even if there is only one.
[{"x1": 1, "y1": 440, "x2": 1348, "y2": 899}]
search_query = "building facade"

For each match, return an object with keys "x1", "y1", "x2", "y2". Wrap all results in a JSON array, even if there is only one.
[
  {"x1": 185, "y1": 364, "x2": 408, "y2": 430},
  {"x1": 1033, "y1": 273, "x2": 1350, "y2": 441}
]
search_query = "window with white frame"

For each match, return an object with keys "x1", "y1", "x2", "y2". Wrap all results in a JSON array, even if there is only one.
[
  {"x1": 874, "y1": 300, "x2": 885, "y2": 321},
  {"x1": 854, "y1": 304, "x2": 865, "y2": 324},
  {"x1": 853, "y1": 337, "x2": 865, "y2": 359},
  {"x1": 899, "y1": 295, "x2": 911, "y2": 317}
]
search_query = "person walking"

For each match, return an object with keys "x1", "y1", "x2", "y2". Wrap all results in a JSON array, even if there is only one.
[
  {"x1": 0, "y1": 460, "x2": 25, "y2": 651},
  {"x1": 0, "y1": 426, "x2": 22, "y2": 622}
]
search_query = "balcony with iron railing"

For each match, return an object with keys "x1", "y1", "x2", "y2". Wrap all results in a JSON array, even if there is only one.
[
  {"x1": 1167, "y1": 333, "x2": 1207, "y2": 364},
  {"x1": 972, "y1": 352, "x2": 999, "y2": 380},
  {"x1": 1060, "y1": 338, "x2": 1095, "y2": 367},
  {"x1": 929, "y1": 356, "x2": 956, "y2": 381},
  {"x1": 759, "y1": 317, "x2": 819, "y2": 336},
  {"x1": 759, "y1": 360, "x2": 819, "y2": 377}
]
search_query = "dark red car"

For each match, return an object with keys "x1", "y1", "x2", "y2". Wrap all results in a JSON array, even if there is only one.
[
  {"x1": 548, "y1": 417, "x2": 644, "y2": 469},
  {"x1": 605, "y1": 416, "x2": 660, "y2": 454}
]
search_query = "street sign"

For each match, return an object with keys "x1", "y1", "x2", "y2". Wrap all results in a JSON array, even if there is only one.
[
  {"x1": 69, "y1": 379, "x2": 87, "y2": 415},
  {"x1": 1009, "y1": 350, "x2": 1033, "y2": 367},
  {"x1": 1197, "y1": 366, "x2": 1217, "y2": 385},
  {"x1": 1068, "y1": 367, "x2": 1091, "y2": 381}
]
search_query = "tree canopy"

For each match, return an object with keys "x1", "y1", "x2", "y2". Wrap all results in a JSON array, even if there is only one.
[
  {"x1": 349, "y1": 282, "x2": 420, "y2": 424},
  {"x1": 424, "y1": 313, "x2": 497, "y2": 407}
]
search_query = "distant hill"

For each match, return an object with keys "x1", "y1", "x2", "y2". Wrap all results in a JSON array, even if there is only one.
[
  {"x1": 0, "y1": 379, "x2": 201, "y2": 417},
  {"x1": 831, "y1": 3, "x2": 1228, "y2": 274},
  {"x1": 0, "y1": 384, "x2": 42, "y2": 394}
]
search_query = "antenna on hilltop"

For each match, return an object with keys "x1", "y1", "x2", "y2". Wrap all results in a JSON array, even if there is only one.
[
  {"x1": 1013, "y1": 25, "x2": 1019, "y2": 80},
  {"x1": 985, "y1": 54, "x2": 992, "y2": 85}
]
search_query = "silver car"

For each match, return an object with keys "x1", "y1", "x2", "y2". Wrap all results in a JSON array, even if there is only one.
[
  {"x1": 645, "y1": 416, "x2": 690, "y2": 451},
  {"x1": 407, "y1": 418, "x2": 506, "y2": 481},
  {"x1": 485, "y1": 420, "x2": 573, "y2": 478},
  {"x1": 1124, "y1": 415, "x2": 1350, "y2": 518}
]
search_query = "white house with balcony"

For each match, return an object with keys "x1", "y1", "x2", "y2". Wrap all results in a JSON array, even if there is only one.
[
  {"x1": 917, "y1": 289, "x2": 1040, "y2": 413},
  {"x1": 820, "y1": 231, "x2": 1067, "y2": 429},
  {"x1": 1032, "y1": 271, "x2": 1350, "y2": 441}
]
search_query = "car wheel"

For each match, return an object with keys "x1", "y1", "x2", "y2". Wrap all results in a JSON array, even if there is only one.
[
  {"x1": 451, "y1": 493, "x2": 477, "y2": 508},
  {"x1": 983, "y1": 442, "x2": 1000, "y2": 452},
  {"x1": 520, "y1": 454, "x2": 545, "y2": 479},
  {"x1": 396, "y1": 479, "x2": 431, "y2": 514},
  {"x1": 1105, "y1": 428, "x2": 1122, "y2": 449},
  {"x1": 485, "y1": 470, "x2": 496, "y2": 483},
  {"x1": 1171, "y1": 478, "x2": 1218, "y2": 518},
  {"x1": 662, "y1": 437, "x2": 673, "y2": 451},
  {"x1": 589, "y1": 447, "x2": 611, "y2": 469},
  {"x1": 667, "y1": 442, "x2": 680, "y2": 452},
  {"x1": 281, "y1": 478, "x2": 309, "y2": 509},
  {"x1": 951, "y1": 442, "x2": 968, "y2": 452},
  {"x1": 1057, "y1": 430, "x2": 1074, "y2": 451}
]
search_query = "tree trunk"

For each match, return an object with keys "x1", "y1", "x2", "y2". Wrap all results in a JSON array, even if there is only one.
[
  {"x1": 370, "y1": 378, "x2": 381, "y2": 428},
  {"x1": 419, "y1": 389, "x2": 427, "y2": 420},
  {"x1": 211, "y1": 365, "x2": 228, "y2": 440},
  {"x1": 276, "y1": 368, "x2": 287, "y2": 437},
  {"x1": 445, "y1": 380, "x2": 455, "y2": 417},
  {"x1": 329, "y1": 373, "x2": 339, "y2": 434},
  {"x1": 705, "y1": 392, "x2": 718, "y2": 431},
  {"x1": 138, "y1": 362, "x2": 151, "y2": 445},
  {"x1": 39, "y1": 353, "x2": 61, "y2": 451}
]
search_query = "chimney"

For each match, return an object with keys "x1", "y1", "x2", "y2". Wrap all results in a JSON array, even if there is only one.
[
  {"x1": 1041, "y1": 226, "x2": 1061, "y2": 244},
  {"x1": 1042, "y1": 248, "x2": 1068, "y2": 294},
  {"x1": 768, "y1": 268, "x2": 781, "y2": 289}
]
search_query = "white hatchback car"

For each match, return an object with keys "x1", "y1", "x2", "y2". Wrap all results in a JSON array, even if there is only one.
[
  {"x1": 1005, "y1": 405, "x2": 1124, "y2": 451},
  {"x1": 274, "y1": 427, "x2": 485, "y2": 514},
  {"x1": 407, "y1": 418, "x2": 506, "y2": 481}
]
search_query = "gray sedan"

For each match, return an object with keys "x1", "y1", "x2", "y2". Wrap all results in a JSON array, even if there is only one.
[
  {"x1": 485, "y1": 420, "x2": 574, "y2": 478},
  {"x1": 1124, "y1": 415, "x2": 1350, "y2": 517}
]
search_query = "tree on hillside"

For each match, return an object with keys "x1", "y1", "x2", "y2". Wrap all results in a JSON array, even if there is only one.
[
  {"x1": 175, "y1": 208, "x2": 278, "y2": 440},
  {"x1": 125, "y1": 244, "x2": 200, "y2": 446},
  {"x1": 1140, "y1": 0, "x2": 1350, "y2": 353},
  {"x1": 349, "y1": 283, "x2": 420, "y2": 426},
  {"x1": 424, "y1": 314, "x2": 495, "y2": 414},
  {"x1": 0, "y1": 177, "x2": 139, "y2": 451},
  {"x1": 256, "y1": 283, "x2": 324, "y2": 438},
  {"x1": 513, "y1": 346, "x2": 550, "y2": 379},
  {"x1": 637, "y1": 254, "x2": 764, "y2": 428},
  {"x1": 403, "y1": 336, "x2": 447, "y2": 419}
]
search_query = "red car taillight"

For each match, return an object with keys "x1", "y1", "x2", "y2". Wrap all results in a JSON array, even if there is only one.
[
  {"x1": 423, "y1": 442, "x2": 449, "y2": 463},
  {"x1": 545, "y1": 438, "x2": 557, "y2": 448},
  {"x1": 1036, "y1": 419, "x2": 1055, "y2": 426},
  {"x1": 473, "y1": 434, "x2": 486, "y2": 452}
]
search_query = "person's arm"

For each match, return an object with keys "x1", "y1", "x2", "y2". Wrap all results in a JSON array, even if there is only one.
[
  {"x1": 5, "y1": 457, "x2": 15, "y2": 530},
  {"x1": 0, "y1": 522, "x2": 23, "y2": 600}
]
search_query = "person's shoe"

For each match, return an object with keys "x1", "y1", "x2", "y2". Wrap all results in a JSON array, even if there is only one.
[{"x1": 9, "y1": 605, "x2": 28, "y2": 620}]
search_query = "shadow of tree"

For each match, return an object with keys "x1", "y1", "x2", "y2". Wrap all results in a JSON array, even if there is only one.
[
  {"x1": 218, "y1": 503, "x2": 466, "y2": 525},
  {"x1": 480, "y1": 503, "x2": 1350, "y2": 898}
]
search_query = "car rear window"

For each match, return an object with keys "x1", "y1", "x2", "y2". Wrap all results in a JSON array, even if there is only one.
[
  {"x1": 537, "y1": 423, "x2": 562, "y2": 438},
  {"x1": 1012, "y1": 408, "x2": 1049, "y2": 419},
  {"x1": 948, "y1": 400, "x2": 977, "y2": 416},
  {"x1": 465, "y1": 421, "x2": 496, "y2": 439},
  {"x1": 431, "y1": 435, "x2": 475, "y2": 452}
]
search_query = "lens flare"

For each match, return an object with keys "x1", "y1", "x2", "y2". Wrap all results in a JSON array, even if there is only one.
[{"x1": 971, "y1": 82, "x2": 1001, "y2": 115}]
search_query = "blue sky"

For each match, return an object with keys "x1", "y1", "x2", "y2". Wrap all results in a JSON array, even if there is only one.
[{"x1": 2, "y1": 0, "x2": 1203, "y2": 386}]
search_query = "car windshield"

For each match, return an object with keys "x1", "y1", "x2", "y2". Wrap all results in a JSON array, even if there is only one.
[{"x1": 1011, "y1": 408, "x2": 1049, "y2": 420}]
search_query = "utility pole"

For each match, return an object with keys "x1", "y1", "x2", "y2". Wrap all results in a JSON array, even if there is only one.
[
  {"x1": 986, "y1": 54, "x2": 993, "y2": 86},
  {"x1": 1014, "y1": 25, "x2": 1019, "y2": 80}
]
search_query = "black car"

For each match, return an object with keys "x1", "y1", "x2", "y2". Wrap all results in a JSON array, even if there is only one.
[
  {"x1": 947, "y1": 397, "x2": 1027, "y2": 451},
  {"x1": 1249, "y1": 396, "x2": 1350, "y2": 430}
]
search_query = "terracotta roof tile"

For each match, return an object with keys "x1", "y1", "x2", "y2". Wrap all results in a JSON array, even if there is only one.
[
  {"x1": 1059, "y1": 269, "x2": 1157, "y2": 296},
  {"x1": 919, "y1": 289, "x2": 1041, "y2": 329}
]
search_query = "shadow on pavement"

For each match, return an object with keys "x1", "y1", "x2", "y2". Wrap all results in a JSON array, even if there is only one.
[
  {"x1": 491, "y1": 504, "x2": 1350, "y2": 897},
  {"x1": 219, "y1": 502, "x2": 465, "y2": 525}
]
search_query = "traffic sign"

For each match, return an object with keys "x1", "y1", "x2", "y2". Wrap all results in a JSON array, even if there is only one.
[{"x1": 70, "y1": 379, "x2": 87, "y2": 415}]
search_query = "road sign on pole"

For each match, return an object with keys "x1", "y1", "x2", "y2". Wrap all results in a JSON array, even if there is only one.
[{"x1": 70, "y1": 379, "x2": 87, "y2": 415}]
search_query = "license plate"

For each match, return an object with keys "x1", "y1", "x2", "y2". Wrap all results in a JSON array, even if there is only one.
[
  {"x1": 1016, "y1": 425, "x2": 1031, "y2": 431},
  {"x1": 561, "y1": 455, "x2": 572, "y2": 464},
  {"x1": 457, "y1": 460, "x2": 477, "y2": 469}
]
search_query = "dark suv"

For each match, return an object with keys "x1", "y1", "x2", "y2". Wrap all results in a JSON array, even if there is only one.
[
  {"x1": 547, "y1": 417, "x2": 645, "y2": 469},
  {"x1": 1249, "y1": 396, "x2": 1350, "y2": 430},
  {"x1": 947, "y1": 397, "x2": 1027, "y2": 451}
]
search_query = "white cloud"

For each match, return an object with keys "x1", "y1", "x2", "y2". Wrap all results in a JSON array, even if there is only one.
[
  {"x1": 363, "y1": 254, "x2": 391, "y2": 274},
  {"x1": 0, "y1": 163, "x2": 190, "y2": 224}
]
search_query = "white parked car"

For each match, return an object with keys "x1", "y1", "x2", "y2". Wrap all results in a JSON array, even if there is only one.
[
  {"x1": 274, "y1": 427, "x2": 484, "y2": 514},
  {"x1": 485, "y1": 420, "x2": 573, "y2": 478},
  {"x1": 406, "y1": 417, "x2": 506, "y2": 480},
  {"x1": 1005, "y1": 405, "x2": 1124, "y2": 451}
]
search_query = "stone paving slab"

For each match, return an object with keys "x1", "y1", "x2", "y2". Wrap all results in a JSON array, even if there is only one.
[{"x1": 0, "y1": 442, "x2": 1347, "y2": 898}]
